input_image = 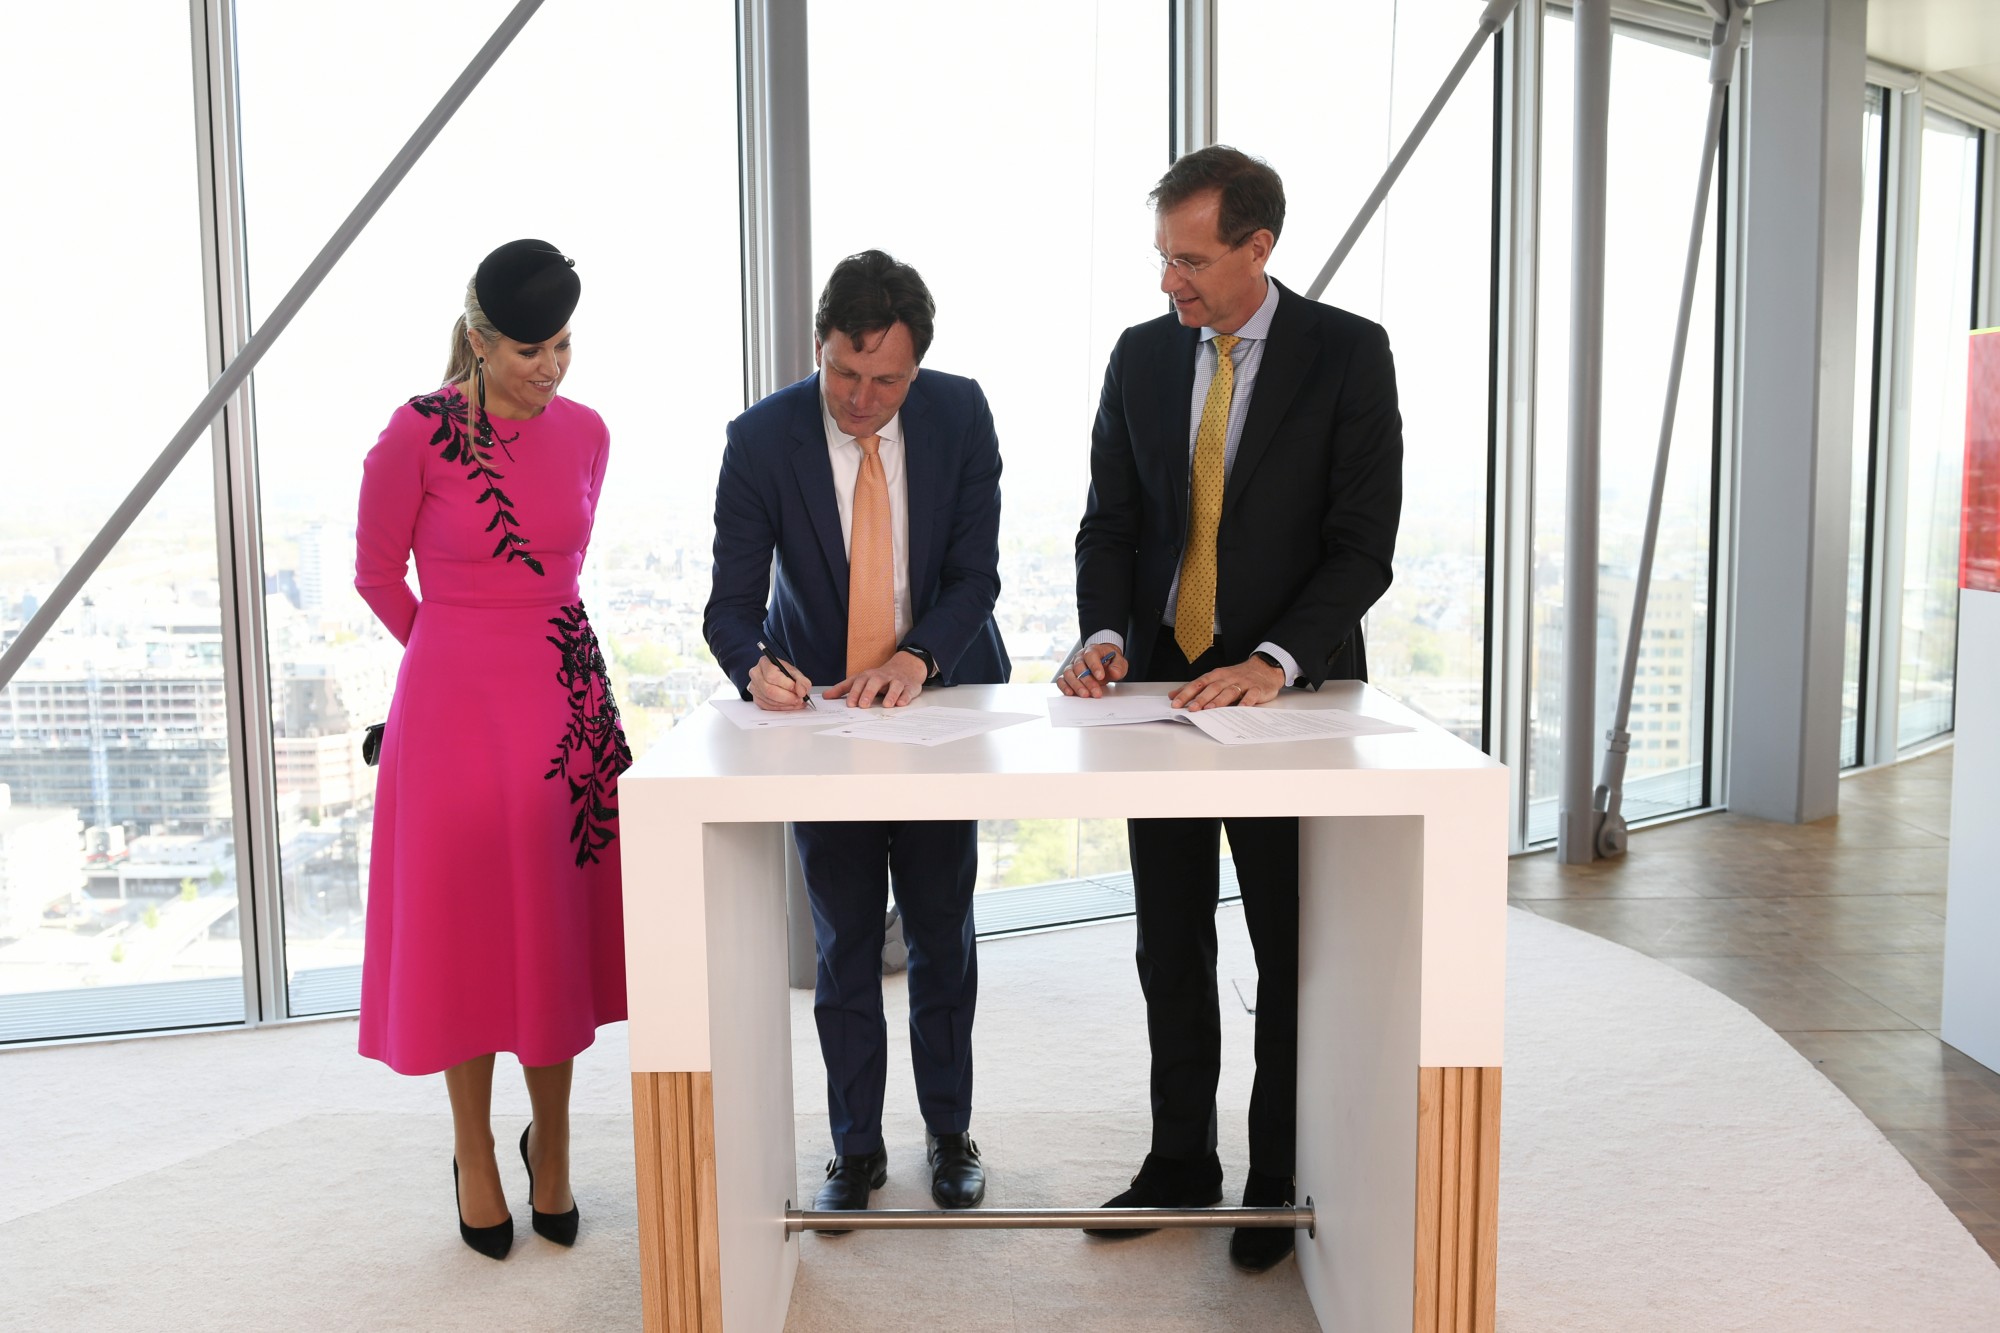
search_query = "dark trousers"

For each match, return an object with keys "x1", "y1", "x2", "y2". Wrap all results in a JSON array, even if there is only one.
[
  {"x1": 1130, "y1": 631, "x2": 1300, "y2": 1176},
  {"x1": 791, "y1": 818, "x2": 979, "y2": 1156}
]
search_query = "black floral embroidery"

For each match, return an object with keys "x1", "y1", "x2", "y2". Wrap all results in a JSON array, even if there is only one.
[
  {"x1": 408, "y1": 389, "x2": 545, "y2": 576},
  {"x1": 543, "y1": 602, "x2": 632, "y2": 866}
]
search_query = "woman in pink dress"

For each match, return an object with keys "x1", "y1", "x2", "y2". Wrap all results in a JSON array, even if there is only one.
[{"x1": 354, "y1": 239, "x2": 630, "y2": 1260}]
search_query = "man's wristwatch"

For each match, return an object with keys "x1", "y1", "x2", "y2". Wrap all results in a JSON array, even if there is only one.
[
  {"x1": 899, "y1": 643, "x2": 940, "y2": 683},
  {"x1": 1251, "y1": 649, "x2": 1288, "y2": 684}
]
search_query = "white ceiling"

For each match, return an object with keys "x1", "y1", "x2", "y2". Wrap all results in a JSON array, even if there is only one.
[{"x1": 1867, "y1": 0, "x2": 2000, "y2": 102}]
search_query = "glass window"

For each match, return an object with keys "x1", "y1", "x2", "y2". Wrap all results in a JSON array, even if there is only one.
[
  {"x1": 1528, "y1": 22, "x2": 1721, "y2": 842},
  {"x1": 1219, "y1": 0, "x2": 1497, "y2": 748},
  {"x1": 1842, "y1": 87, "x2": 1888, "y2": 769},
  {"x1": 809, "y1": 1, "x2": 1163, "y2": 906},
  {"x1": 1896, "y1": 111, "x2": 1981, "y2": 749},
  {"x1": 236, "y1": 1, "x2": 743, "y2": 1013},
  {"x1": 0, "y1": 10, "x2": 245, "y2": 1040}
]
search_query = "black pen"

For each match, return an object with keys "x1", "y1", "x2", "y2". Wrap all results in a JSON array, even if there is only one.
[{"x1": 756, "y1": 638, "x2": 817, "y2": 709}]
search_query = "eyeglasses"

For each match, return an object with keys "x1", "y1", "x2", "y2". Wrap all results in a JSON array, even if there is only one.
[{"x1": 1152, "y1": 237, "x2": 1246, "y2": 279}]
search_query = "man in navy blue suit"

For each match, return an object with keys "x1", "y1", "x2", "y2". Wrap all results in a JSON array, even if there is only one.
[{"x1": 703, "y1": 250, "x2": 1009, "y2": 1225}]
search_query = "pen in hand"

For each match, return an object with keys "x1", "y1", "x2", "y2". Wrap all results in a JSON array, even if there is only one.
[{"x1": 756, "y1": 640, "x2": 816, "y2": 709}]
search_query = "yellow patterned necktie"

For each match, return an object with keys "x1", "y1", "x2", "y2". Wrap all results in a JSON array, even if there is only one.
[{"x1": 1174, "y1": 333, "x2": 1240, "y2": 663}]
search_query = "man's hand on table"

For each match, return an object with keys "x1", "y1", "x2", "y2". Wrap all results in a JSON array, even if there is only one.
[
  {"x1": 1171, "y1": 655, "x2": 1285, "y2": 711},
  {"x1": 827, "y1": 650, "x2": 928, "y2": 708}
]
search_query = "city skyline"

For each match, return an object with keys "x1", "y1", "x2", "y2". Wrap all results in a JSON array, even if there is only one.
[{"x1": 0, "y1": 477, "x2": 1504, "y2": 1015}]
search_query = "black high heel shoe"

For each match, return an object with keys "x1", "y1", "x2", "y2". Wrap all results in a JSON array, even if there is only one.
[
  {"x1": 520, "y1": 1123, "x2": 581, "y2": 1246},
  {"x1": 453, "y1": 1157, "x2": 514, "y2": 1260}
]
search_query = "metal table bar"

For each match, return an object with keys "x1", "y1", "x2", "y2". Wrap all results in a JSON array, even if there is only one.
[{"x1": 786, "y1": 1203, "x2": 1316, "y2": 1234}]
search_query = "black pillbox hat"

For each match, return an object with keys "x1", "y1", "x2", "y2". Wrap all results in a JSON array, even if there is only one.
[{"x1": 474, "y1": 239, "x2": 579, "y2": 343}]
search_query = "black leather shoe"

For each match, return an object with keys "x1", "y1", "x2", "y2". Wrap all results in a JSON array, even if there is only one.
[
  {"x1": 925, "y1": 1132, "x2": 986, "y2": 1208},
  {"x1": 520, "y1": 1123, "x2": 580, "y2": 1247},
  {"x1": 453, "y1": 1157, "x2": 514, "y2": 1260},
  {"x1": 1229, "y1": 1168, "x2": 1297, "y2": 1273},
  {"x1": 811, "y1": 1147, "x2": 889, "y2": 1236},
  {"x1": 1083, "y1": 1151, "x2": 1224, "y2": 1239}
]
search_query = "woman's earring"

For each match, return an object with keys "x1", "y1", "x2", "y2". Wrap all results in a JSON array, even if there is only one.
[{"x1": 473, "y1": 356, "x2": 490, "y2": 446}]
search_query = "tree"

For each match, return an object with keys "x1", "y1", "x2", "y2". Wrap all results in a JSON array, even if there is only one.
[
  {"x1": 1077, "y1": 819, "x2": 1129, "y2": 878},
  {"x1": 615, "y1": 639, "x2": 674, "y2": 677},
  {"x1": 998, "y1": 819, "x2": 1077, "y2": 888},
  {"x1": 180, "y1": 879, "x2": 198, "y2": 903},
  {"x1": 143, "y1": 905, "x2": 160, "y2": 929},
  {"x1": 621, "y1": 708, "x2": 664, "y2": 757}
]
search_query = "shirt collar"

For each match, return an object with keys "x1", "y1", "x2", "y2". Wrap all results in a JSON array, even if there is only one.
[
  {"x1": 1201, "y1": 277, "x2": 1280, "y2": 344},
  {"x1": 819, "y1": 390, "x2": 903, "y2": 451}
]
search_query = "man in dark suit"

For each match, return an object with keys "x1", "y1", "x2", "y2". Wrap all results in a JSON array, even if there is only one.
[
  {"x1": 704, "y1": 249, "x2": 1009, "y2": 1224},
  {"x1": 1058, "y1": 146, "x2": 1402, "y2": 1272}
]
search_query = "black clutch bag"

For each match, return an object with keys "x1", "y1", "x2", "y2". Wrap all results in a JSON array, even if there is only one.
[{"x1": 362, "y1": 722, "x2": 386, "y2": 767}]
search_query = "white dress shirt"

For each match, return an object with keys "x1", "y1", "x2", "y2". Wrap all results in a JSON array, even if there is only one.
[
  {"x1": 1090, "y1": 278, "x2": 1302, "y2": 685},
  {"x1": 822, "y1": 398, "x2": 913, "y2": 640}
]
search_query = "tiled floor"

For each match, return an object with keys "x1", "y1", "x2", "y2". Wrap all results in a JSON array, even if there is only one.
[{"x1": 1509, "y1": 751, "x2": 2000, "y2": 1264}]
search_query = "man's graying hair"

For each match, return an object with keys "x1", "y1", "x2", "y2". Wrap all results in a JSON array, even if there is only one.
[
  {"x1": 1150, "y1": 145, "x2": 1286, "y2": 246},
  {"x1": 815, "y1": 250, "x2": 937, "y2": 362}
]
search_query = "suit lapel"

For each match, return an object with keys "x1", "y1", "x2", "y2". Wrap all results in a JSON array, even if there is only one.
[
  {"x1": 1224, "y1": 282, "x2": 1316, "y2": 521},
  {"x1": 901, "y1": 382, "x2": 935, "y2": 597},
  {"x1": 1162, "y1": 322, "x2": 1199, "y2": 543},
  {"x1": 788, "y1": 375, "x2": 850, "y2": 609}
]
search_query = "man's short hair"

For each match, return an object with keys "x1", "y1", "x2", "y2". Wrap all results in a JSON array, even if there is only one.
[
  {"x1": 814, "y1": 249, "x2": 937, "y2": 362},
  {"x1": 1149, "y1": 145, "x2": 1286, "y2": 246}
]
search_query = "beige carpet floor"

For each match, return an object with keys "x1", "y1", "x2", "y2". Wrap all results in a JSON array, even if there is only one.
[
  {"x1": 779, "y1": 911, "x2": 1316, "y2": 1333},
  {"x1": 4, "y1": 905, "x2": 1999, "y2": 1330}
]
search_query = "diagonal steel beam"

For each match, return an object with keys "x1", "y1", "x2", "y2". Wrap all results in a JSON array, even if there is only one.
[
  {"x1": 1305, "y1": 0, "x2": 1520, "y2": 300},
  {"x1": 1592, "y1": 0, "x2": 1747, "y2": 857},
  {"x1": 0, "y1": 0, "x2": 547, "y2": 692}
]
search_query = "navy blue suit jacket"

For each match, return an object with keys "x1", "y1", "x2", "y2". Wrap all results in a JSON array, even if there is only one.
[{"x1": 704, "y1": 370, "x2": 1010, "y2": 694}]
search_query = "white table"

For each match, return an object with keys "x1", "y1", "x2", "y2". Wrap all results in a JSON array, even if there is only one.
[{"x1": 619, "y1": 681, "x2": 1507, "y2": 1332}]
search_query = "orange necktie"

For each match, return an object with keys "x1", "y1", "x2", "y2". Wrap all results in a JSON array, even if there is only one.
[
  {"x1": 1175, "y1": 333, "x2": 1240, "y2": 662},
  {"x1": 846, "y1": 434, "x2": 897, "y2": 675}
]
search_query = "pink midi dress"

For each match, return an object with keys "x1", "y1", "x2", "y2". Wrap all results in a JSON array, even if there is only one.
[{"x1": 354, "y1": 386, "x2": 630, "y2": 1075}]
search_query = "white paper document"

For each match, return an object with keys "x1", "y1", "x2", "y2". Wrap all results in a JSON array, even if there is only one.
[
  {"x1": 709, "y1": 696, "x2": 846, "y2": 730},
  {"x1": 1179, "y1": 706, "x2": 1415, "y2": 746},
  {"x1": 818, "y1": 706, "x2": 1037, "y2": 747},
  {"x1": 1045, "y1": 693, "x2": 1186, "y2": 727}
]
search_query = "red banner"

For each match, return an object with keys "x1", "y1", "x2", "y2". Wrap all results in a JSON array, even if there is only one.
[{"x1": 1965, "y1": 330, "x2": 2000, "y2": 593}]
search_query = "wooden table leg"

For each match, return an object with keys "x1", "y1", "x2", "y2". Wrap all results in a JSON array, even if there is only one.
[
  {"x1": 1415, "y1": 1067, "x2": 1502, "y2": 1333},
  {"x1": 1296, "y1": 793, "x2": 1505, "y2": 1333},
  {"x1": 633, "y1": 1071, "x2": 723, "y2": 1332}
]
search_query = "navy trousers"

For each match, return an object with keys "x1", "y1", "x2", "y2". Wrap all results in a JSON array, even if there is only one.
[
  {"x1": 792, "y1": 817, "x2": 980, "y2": 1156},
  {"x1": 1129, "y1": 631, "x2": 1301, "y2": 1176}
]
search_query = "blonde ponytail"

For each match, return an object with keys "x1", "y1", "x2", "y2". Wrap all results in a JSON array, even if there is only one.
[{"x1": 441, "y1": 279, "x2": 503, "y2": 387}]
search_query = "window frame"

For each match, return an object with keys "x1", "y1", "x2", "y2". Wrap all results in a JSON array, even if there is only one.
[
  {"x1": 1861, "y1": 78, "x2": 1994, "y2": 766},
  {"x1": 20, "y1": 5, "x2": 2000, "y2": 1046}
]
